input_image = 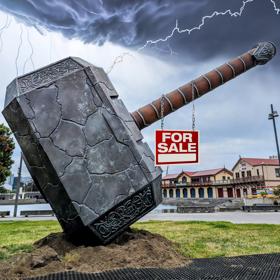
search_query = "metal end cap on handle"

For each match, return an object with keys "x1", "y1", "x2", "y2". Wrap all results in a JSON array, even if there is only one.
[{"x1": 252, "y1": 41, "x2": 276, "y2": 65}]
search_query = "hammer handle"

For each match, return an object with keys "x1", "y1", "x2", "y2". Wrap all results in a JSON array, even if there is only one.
[{"x1": 131, "y1": 42, "x2": 276, "y2": 130}]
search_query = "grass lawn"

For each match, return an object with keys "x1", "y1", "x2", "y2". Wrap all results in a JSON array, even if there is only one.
[{"x1": 1, "y1": 220, "x2": 280, "y2": 260}]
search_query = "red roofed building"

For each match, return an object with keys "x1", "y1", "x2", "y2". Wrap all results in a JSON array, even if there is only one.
[
  {"x1": 162, "y1": 168, "x2": 235, "y2": 199},
  {"x1": 232, "y1": 157, "x2": 280, "y2": 188},
  {"x1": 162, "y1": 157, "x2": 280, "y2": 200}
]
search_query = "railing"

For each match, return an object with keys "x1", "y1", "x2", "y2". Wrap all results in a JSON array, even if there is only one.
[
  {"x1": 230, "y1": 176, "x2": 264, "y2": 184},
  {"x1": 161, "y1": 176, "x2": 265, "y2": 188},
  {"x1": 212, "y1": 179, "x2": 233, "y2": 185},
  {"x1": 190, "y1": 181, "x2": 213, "y2": 186},
  {"x1": 175, "y1": 182, "x2": 191, "y2": 187}
]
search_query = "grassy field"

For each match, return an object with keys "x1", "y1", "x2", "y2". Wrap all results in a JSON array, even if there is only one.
[
  {"x1": 1, "y1": 220, "x2": 280, "y2": 260},
  {"x1": 0, "y1": 220, "x2": 61, "y2": 260}
]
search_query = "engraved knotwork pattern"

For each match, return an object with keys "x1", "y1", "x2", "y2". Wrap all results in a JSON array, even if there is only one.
[
  {"x1": 92, "y1": 186, "x2": 154, "y2": 239},
  {"x1": 252, "y1": 42, "x2": 276, "y2": 65},
  {"x1": 18, "y1": 58, "x2": 82, "y2": 94}
]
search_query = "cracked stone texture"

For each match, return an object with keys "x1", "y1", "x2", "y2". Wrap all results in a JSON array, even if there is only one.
[{"x1": 2, "y1": 57, "x2": 162, "y2": 243}]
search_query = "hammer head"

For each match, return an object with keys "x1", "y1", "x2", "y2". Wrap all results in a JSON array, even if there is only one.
[{"x1": 2, "y1": 57, "x2": 162, "y2": 244}]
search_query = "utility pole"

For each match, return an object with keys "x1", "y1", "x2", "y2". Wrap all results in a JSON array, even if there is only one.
[
  {"x1": 13, "y1": 153, "x2": 23, "y2": 217},
  {"x1": 165, "y1": 165, "x2": 169, "y2": 176},
  {"x1": 268, "y1": 104, "x2": 280, "y2": 168}
]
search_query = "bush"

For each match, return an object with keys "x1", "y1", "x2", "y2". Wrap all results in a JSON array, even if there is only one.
[{"x1": 0, "y1": 124, "x2": 15, "y2": 186}]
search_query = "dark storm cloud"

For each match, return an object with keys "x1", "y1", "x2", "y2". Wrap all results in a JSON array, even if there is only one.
[{"x1": 0, "y1": 0, "x2": 279, "y2": 61}]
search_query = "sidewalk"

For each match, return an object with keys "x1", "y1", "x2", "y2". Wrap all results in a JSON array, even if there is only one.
[
  {"x1": 1, "y1": 211, "x2": 280, "y2": 224},
  {"x1": 140, "y1": 211, "x2": 280, "y2": 224}
]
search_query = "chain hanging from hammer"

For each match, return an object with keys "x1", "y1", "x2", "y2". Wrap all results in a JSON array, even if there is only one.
[
  {"x1": 191, "y1": 81, "x2": 196, "y2": 131},
  {"x1": 192, "y1": 103, "x2": 196, "y2": 131},
  {"x1": 160, "y1": 83, "x2": 196, "y2": 131},
  {"x1": 160, "y1": 94, "x2": 165, "y2": 130}
]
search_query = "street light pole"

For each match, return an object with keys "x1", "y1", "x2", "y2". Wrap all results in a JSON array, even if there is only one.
[
  {"x1": 13, "y1": 153, "x2": 23, "y2": 217},
  {"x1": 268, "y1": 104, "x2": 280, "y2": 168}
]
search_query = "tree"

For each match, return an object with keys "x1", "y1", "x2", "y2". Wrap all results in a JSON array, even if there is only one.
[
  {"x1": 273, "y1": 185, "x2": 280, "y2": 197},
  {"x1": 0, "y1": 124, "x2": 15, "y2": 186},
  {"x1": 0, "y1": 186, "x2": 9, "y2": 193}
]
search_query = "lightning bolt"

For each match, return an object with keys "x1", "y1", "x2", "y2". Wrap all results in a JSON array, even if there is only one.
[
  {"x1": 138, "y1": 0, "x2": 257, "y2": 51},
  {"x1": 109, "y1": 0, "x2": 260, "y2": 73},
  {"x1": 138, "y1": 0, "x2": 280, "y2": 52},
  {"x1": 23, "y1": 27, "x2": 35, "y2": 73},
  {"x1": 106, "y1": 52, "x2": 133, "y2": 74},
  {"x1": 0, "y1": 15, "x2": 11, "y2": 53},
  {"x1": 15, "y1": 24, "x2": 23, "y2": 76},
  {"x1": 270, "y1": 0, "x2": 280, "y2": 14}
]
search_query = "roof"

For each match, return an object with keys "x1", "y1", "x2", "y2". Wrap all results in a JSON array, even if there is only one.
[
  {"x1": 232, "y1": 157, "x2": 280, "y2": 170},
  {"x1": 191, "y1": 168, "x2": 232, "y2": 177},
  {"x1": 162, "y1": 171, "x2": 193, "y2": 180},
  {"x1": 181, "y1": 171, "x2": 195, "y2": 177},
  {"x1": 162, "y1": 168, "x2": 231, "y2": 180},
  {"x1": 162, "y1": 173, "x2": 179, "y2": 180},
  {"x1": 241, "y1": 157, "x2": 279, "y2": 166}
]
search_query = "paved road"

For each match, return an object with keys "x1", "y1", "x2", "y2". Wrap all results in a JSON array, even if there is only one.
[
  {"x1": 1, "y1": 211, "x2": 280, "y2": 224},
  {"x1": 140, "y1": 211, "x2": 280, "y2": 224}
]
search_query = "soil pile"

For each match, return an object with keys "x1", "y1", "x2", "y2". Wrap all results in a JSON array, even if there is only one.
[{"x1": 0, "y1": 229, "x2": 189, "y2": 279}]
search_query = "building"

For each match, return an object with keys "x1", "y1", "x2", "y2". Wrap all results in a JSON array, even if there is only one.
[
  {"x1": 232, "y1": 157, "x2": 280, "y2": 187},
  {"x1": 11, "y1": 176, "x2": 32, "y2": 190},
  {"x1": 162, "y1": 157, "x2": 280, "y2": 200},
  {"x1": 5, "y1": 174, "x2": 14, "y2": 186},
  {"x1": 162, "y1": 168, "x2": 237, "y2": 199}
]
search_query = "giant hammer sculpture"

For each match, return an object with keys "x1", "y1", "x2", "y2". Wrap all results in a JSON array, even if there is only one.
[{"x1": 2, "y1": 42, "x2": 276, "y2": 244}]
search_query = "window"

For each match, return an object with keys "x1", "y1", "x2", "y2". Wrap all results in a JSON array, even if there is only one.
[
  {"x1": 169, "y1": 189, "x2": 174, "y2": 198},
  {"x1": 163, "y1": 189, "x2": 167, "y2": 198},
  {"x1": 176, "y1": 189, "x2": 180, "y2": 198},
  {"x1": 182, "y1": 176, "x2": 187, "y2": 183},
  {"x1": 190, "y1": 188, "x2": 196, "y2": 198},
  {"x1": 192, "y1": 178, "x2": 199, "y2": 183},
  {"x1": 183, "y1": 188, "x2": 188, "y2": 198},
  {"x1": 207, "y1": 188, "x2": 213, "y2": 198},
  {"x1": 227, "y1": 188, "x2": 233, "y2": 198},
  {"x1": 222, "y1": 176, "x2": 226, "y2": 181},
  {"x1": 218, "y1": 188, "x2": 224, "y2": 198},
  {"x1": 199, "y1": 188, "x2": 204, "y2": 198},
  {"x1": 235, "y1": 173, "x2": 240, "y2": 178},
  {"x1": 275, "y1": 168, "x2": 280, "y2": 178},
  {"x1": 236, "y1": 189, "x2": 241, "y2": 198},
  {"x1": 241, "y1": 171, "x2": 245, "y2": 178},
  {"x1": 247, "y1": 171, "x2": 252, "y2": 177},
  {"x1": 256, "y1": 169, "x2": 260, "y2": 176}
]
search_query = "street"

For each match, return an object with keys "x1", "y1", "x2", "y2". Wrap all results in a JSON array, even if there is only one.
[
  {"x1": 140, "y1": 211, "x2": 280, "y2": 224},
  {"x1": 1, "y1": 211, "x2": 280, "y2": 224}
]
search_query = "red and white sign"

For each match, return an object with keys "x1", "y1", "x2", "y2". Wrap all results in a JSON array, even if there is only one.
[{"x1": 155, "y1": 130, "x2": 199, "y2": 165}]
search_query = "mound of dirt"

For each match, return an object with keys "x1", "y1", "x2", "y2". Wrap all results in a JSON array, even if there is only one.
[{"x1": 0, "y1": 229, "x2": 189, "y2": 279}]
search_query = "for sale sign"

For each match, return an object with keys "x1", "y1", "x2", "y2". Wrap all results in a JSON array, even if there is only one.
[{"x1": 155, "y1": 130, "x2": 199, "y2": 165}]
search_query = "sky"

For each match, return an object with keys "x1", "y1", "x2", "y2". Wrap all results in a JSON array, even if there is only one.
[{"x1": 0, "y1": 0, "x2": 279, "y2": 177}]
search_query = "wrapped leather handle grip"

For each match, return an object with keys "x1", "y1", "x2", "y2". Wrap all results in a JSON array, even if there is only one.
[{"x1": 131, "y1": 42, "x2": 276, "y2": 130}]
